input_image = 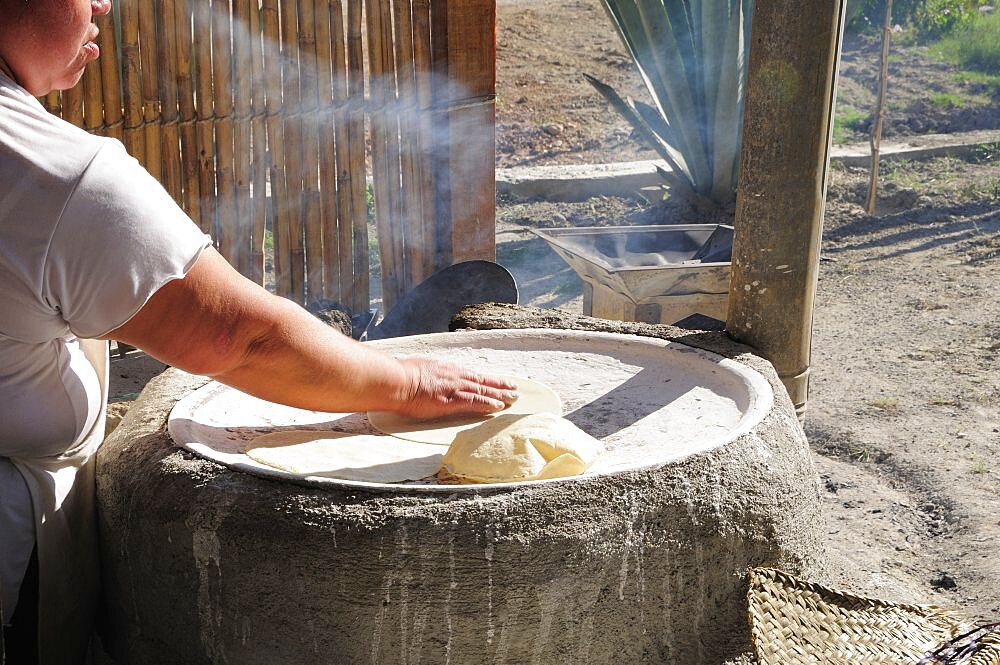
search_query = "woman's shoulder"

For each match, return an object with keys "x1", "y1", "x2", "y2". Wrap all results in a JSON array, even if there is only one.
[{"x1": 1, "y1": 76, "x2": 110, "y2": 186}]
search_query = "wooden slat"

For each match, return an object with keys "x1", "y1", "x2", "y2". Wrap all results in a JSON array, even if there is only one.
[
  {"x1": 81, "y1": 60, "x2": 104, "y2": 135},
  {"x1": 194, "y1": 0, "x2": 217, "y2": 236},
  {"x1": 262, "y1": 0, "x2": 290, "y2": 298},
  {"x1": 393, "y1": 0, "x2": 428, "y2": 288},
  {"x1": 233, "y1": 0, "x2": 255, "y2": 278},
  {"x1": 158, "y1": 0, "x2": 183, "y2": 202},
  {"x1": 281, "y1": 0, "x2": 305, "y2": 301},
  {"x1": 63, "y1": 77, "x2": 85, "y2": 129},
  {"x1": 248, "y1": 0, "x2": 269, "y2": 285},
  {"x1": 174, "y1": 0, "x2": 202, "y2": 222},
  {"x1": 138, "y1": 0, "x2": 162, "y2": 181},
  {"x1": 346, "y1": 0, "x2": 369, "y2": 313},
  {"x1": 331, "y1": 0, "x2": 355, "y2": 305},
  {"x1": 120, "y1": 0, "x2": 144, "y2": 161},
  {"x1": 298, "y1": 0, "x2": 325, "y2": 302},
  {"x1": 411, "y1": 0, "x2": 437, "y2": 278},
  {"x1": 212, "y1": 0, "x2": 238, "y2": 264},
  {"x1": 96, "y1": 9, "x2": 123, "y2": 141},
  {"x1": 366, "y1": 0, "x2": 405, "y2": 310},
  {"x1": 316, "y1": 0, "x2": 342, "y2": 300}
]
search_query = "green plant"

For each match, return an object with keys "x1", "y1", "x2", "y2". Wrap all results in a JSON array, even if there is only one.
[
  {"x1": 587, "y1": 0, "x2": 753, "y2": 208},
  {"x1": 833, "y1": 106, "x2": 868, "y2": 143},
  {"x1": 913, "y1": 0, "x2": 978, "y2": 39},
  {"x1": 971, "y1": 460, "x2": 988, "y2": 474},
  {"x1": 929, "y1": 91, "x2": 964, "y2": 108},
  {"x1": 951, "y1": 12, "x2": 1000, "y2": 73}
]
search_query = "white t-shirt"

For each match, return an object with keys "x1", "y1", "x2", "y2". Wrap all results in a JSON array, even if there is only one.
[
  {"x1": 0, "y1": 73, "x2": 211, "y2": 454},
  {"x1": 0, "y1": 72, "x2": 210, "y2": 614}
]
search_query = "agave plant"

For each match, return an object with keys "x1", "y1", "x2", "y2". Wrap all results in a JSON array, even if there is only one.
[{"x1": 588, "y1": 0, "x2": 754, "y2": 208}]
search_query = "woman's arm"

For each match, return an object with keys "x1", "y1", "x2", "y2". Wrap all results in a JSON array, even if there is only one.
[{"x1": 106, "y1": 248, "x2": 516, "y2": 418}]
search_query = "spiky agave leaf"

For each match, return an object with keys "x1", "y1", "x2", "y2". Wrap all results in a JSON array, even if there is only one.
[{"x1": 595, "y1": 0, "x2": 753, "y2": 208}]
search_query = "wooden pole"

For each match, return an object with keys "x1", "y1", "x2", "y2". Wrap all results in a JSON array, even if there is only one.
[
  {"x1": 159, "y1": 0, "x2": 183, "y2": 202},
  {"x1": 138, "y1": 0, "x2": 162, "y2": 181},
  {"x1": 81, "y1": 60, "x2": 104, "y2": 135},
  {"x1": 120, "y1": 0, "x2": 144, "y2": 161},
  {"x1": 233, "y1": 0, "x2": 255, "y2": 278},
  {"x1": 316, "y1": 0, "x2": 342, "y2": 300},
  {"x1": 866, "y1": 0, "x2": 893, "y2": 215},
  {"x1": 366, "y1": 0, "x2": 405, "y2": 310},
  {"x1": 430, "y1": 0, "x2": 497, "y2": 268},
  {"x1": 345, "y1": 0, "x2": 369, "y2": 313},
  {"x1": 96, "y1": 8, "x2": 122, "y2": 141},
  {"x1": 174, "y1": 0, "x2": 202, "y2": 223},
  {"x1": 212, "y1": 0, "x2": 238, "y2": 265},
  {"x1": 262, "y1": 0, "x2": 289, "y2": 297},
  {"x1": 411, "y1": 0, "x2": 436, "y2": 282},
  {"x1": 248, "y1": 0, "x2": 269, "y2": 285},
  {"x1": 394, "y1": 0, "x2": 429, "y2": 289},
  {"x1": 727, "y1": 0, "x2": 849, "y2": 419},
  {"x1": 194, "y1": 0, "x2": 217, "y2": 237},
  {"x1": 341, "y1": 0, "x2": 371, "y2": 312},
  {"x1": 298, "y1": 0, "x2": 326, "y2": 302},
  {"x1": 62, "y1": 71, "x2": 85, "y2": 129},
  {"x1": 282, "y1": 0, "x2": 306, "y2": 302}
]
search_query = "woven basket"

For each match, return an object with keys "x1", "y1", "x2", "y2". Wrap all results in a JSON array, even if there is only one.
[{"x1": 748, "y1": 568, "x2": 1000, "y2": 664}]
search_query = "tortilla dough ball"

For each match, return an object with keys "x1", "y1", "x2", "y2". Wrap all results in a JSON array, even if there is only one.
[{"x1": 439, "y1": 412, "x2": 604, "y2": 484}]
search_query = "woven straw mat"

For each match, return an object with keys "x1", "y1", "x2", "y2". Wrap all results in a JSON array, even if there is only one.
[{"x1": 748, "y1": 568, "x2": 1000, "y2": 664}]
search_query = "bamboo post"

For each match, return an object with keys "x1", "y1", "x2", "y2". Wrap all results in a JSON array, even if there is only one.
[
  {"x1": 248, "y1": 0, "x2": 269, "y2": 285},
  {"x1": 366, "y1": 0, "x2": 405, "y2": 310},
  {"x1": 42, "y1": 91, "x2": 61, "y2": 116},
  {"x1": 411, "y1": 0, "x2": 436, "y2": 281},
  {"x1": 393, "y1": 0, "x2": 428, "y2": 290},
  {"x1": 331, "y1": 0, "x2": 356, "y2": 304},
  {"x1": 262, "y1": 0, "x2": 289, "y2": 297},
  {"x1": 194, "y1": 0, "x2": 217, "y2": 237},
  {"x1": 213, "y1": 0, "x2": 238, "y2": 265},
  {"x1": 282, "y1": 0, "x2": 306, "y2": 301},
  {"x1": 233, "y1": 0, "x2": 255, "y2": 279},
  {"x1": 138, "y1": 0, "x2": 162, "y2": 181},
  {"x1": 120, "y1": 0, "x2": 144, "y2": 161},
  {"x1": 298, "y1": 0, "x2": 325, "y2": 302},
  {"x1": 866, "y1": 0, "x2": 893, "y2": 215},
  {"x1": 63, "y1": 74, "x2": 85, "y2": 129},
  {"x1": 174, "y1": 0, "x2": 201, "y2": 223},
  {"x1": 727, "y1": 0, "x2": 848, "y2": 419},
  {"x1": 346, "y1": 0, "x2": 369, "y2": 313},
  {"x1": 96, "y1": 9, "x2": 123, "y2": 141},
  {"x1": 158, "y1": 0, "x2": 183, "y2": 202},
  {"x1": 81, "y1": 60, "x2": 104, "y2": 135},
  {"x1": 316, "y1": 0, "x2": 342, "y2": 300}
]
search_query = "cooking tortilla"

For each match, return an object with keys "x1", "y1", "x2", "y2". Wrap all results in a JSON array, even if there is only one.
[
  {"x1": 439, "y1": 412, "x2": 604, "y2": 484},
  {"x1": 367, "y1": 375, "x2": 561, "y2": 446},
  {"x1": 244, "y1": 430, "x2": 443, "y2": 483}
]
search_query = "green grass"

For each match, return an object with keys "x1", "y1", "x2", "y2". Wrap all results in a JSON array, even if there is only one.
[
  {"x1": 832, "y1": 107, "x2": 868, "y2": 144},
  {"x1": 929, "y1": 91, "x2": 965, "y2": 108},
  {"x1": 932, "y1": 12, "x2": 1000, "y2": 75},
  {"x1": 971, "y1": 461, "x2": 988, "y2": 474}
]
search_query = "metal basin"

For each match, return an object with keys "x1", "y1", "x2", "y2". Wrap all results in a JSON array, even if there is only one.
[{"x1": 534, "y1": 225, "x2": 732, "y2": 324}]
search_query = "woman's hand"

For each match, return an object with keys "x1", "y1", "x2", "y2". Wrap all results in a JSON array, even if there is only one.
[{"x1": 394, "y1": 358, "x2": 518, "y2": 420}]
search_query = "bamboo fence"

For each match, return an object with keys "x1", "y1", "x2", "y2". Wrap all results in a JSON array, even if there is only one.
[{"x1": 45, "y1": 0, "x2": 496, "y2": 313}]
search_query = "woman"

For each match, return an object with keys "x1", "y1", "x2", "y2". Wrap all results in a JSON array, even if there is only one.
[{"x1": 0, "y1": 0, "x2": 515, "y2": 662}]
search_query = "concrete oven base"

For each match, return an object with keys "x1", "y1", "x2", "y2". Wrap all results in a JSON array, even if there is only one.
[{"x1": 96, "y1": 305, "x2": 826, "y2": 664}]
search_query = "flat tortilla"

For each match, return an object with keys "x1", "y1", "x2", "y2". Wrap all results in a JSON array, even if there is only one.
[
  {"x1": 367, "y1": 375, "x2": 562, "y2": 446},
  {"x1": 244, "y1": 430, "x2": 443, "y2": 484}
]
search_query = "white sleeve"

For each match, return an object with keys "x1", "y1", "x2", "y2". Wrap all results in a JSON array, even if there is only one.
[{"x1": 43, "y1": 141, "x2": 212, "y2": 338}]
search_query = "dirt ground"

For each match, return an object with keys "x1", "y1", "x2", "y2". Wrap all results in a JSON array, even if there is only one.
[{"x1": 110, "y1": 0, "x2": 999, "y2": 633}]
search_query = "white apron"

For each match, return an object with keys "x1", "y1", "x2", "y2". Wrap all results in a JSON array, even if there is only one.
[{"x1": 9, "y1": 338, "x2": 107, "y2": 665}]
